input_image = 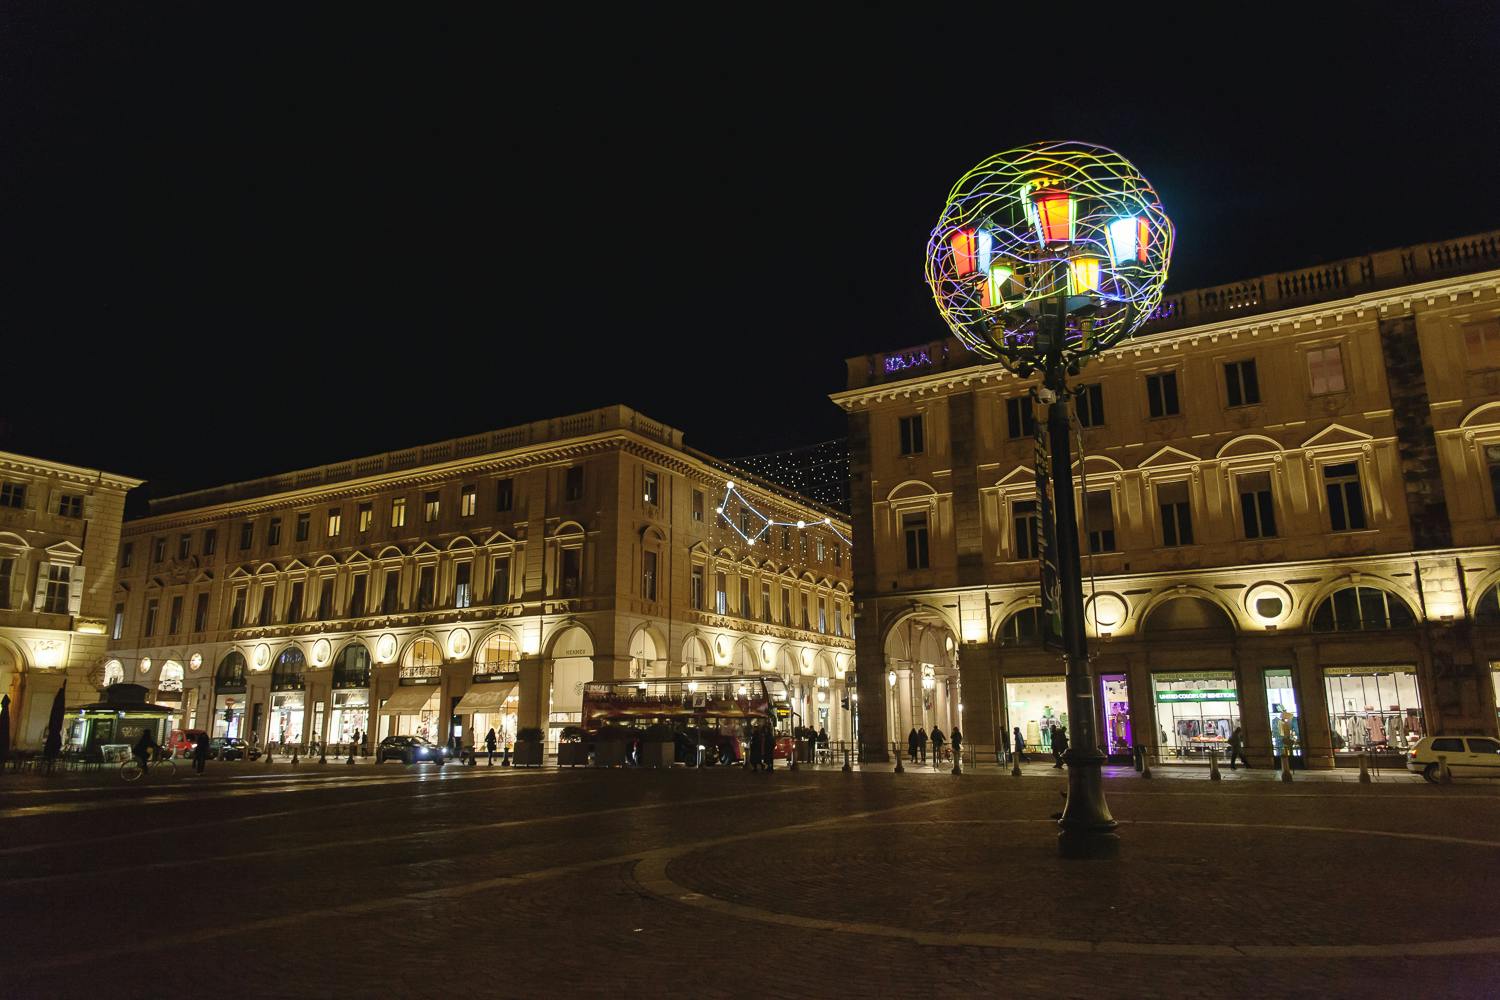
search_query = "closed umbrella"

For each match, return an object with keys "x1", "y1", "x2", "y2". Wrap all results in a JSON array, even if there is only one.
[
  {"x1": 43, "y1": 682, "x2": 65, "y2": 764},
  {"x1": 0, "y1": 693, "x2": 11, "y2": 771}
]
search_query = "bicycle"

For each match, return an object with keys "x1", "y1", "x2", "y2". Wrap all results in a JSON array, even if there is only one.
[{"x1": 120, "y1": 754, "x2": 178, "y2": 783}]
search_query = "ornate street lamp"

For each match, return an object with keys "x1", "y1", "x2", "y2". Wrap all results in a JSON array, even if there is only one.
[{"x1": 924, "y1": 141, "x2": 1173, "y2": 852}]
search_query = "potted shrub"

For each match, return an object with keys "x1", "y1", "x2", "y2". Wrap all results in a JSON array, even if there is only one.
[
  {"x1": 641, "y1": 723, "x2": 676, "y2": 769},
  {"x1": 513, "y1": 726, "x2": 545, "y2": 768},
  {"x1": 557, "y1": 726, "x2": 590, "y2": 767},
  {"x1": 592, "y1": 725, "x2": 628, "y2": 767}
]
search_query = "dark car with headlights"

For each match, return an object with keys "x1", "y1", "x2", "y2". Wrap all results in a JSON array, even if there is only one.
[
  {"x1": 209, "y1": 736, "x2": 257, "y2": 761},
  {"x1": 376, "y1": 735, "x2": 450, "y2": 765}
]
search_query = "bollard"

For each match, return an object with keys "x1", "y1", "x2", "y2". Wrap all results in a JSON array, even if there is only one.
[
  {"x1": 1133, "y1": 744, "x2": 1144, "y2": 773},
  {"x1": 789, "y1": 744, "x2": 798, "y2": 772},
  {"x1": 265, "y1": 747, "x2": 274, "y2": 766},
  {"x1": 291, "y1": 749, "x2": 299, "y2": 767},
  {"x1": 1280, "y1": 750, "x2": 1293, "y2": 783},
  {"x1": 1011, "y1": 750, "x2": 1022, "y2": 778},
  {"x1": 842, "y1": 745, "x2": 852, "y2": 773},
  {"x1": 1141, "y1": 746, "x2": 1153, "y2": 780},
  {"x1": 894, "y1": 743, "x2": 904, "y2": 774},
  {"x1": 319, "y1": 746, "x2": 327, "y2": 766},
  {"x1": 502, "y1": 745, "x2": 511, "y2": 768},
  {"x1": 1209, "y1": 749, "x2": 1222, "y2": 781},
  {"x1": 1358, "y1": 752, "x2": 1372, "y2": 784},
  {"x1": 346, "y1": 743, "x2": 355, "y2": 766},
  {"x1": 1438, "y1": 753, "x2": 1452, "y2": 785},
  {"x1": 951, "y1": 747, "x2": 963, "y2": 776}
]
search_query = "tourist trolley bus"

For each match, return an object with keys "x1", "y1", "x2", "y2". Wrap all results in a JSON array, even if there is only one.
[{"x1": 579, "y1": 675, "x2": 796, "y2": 765}]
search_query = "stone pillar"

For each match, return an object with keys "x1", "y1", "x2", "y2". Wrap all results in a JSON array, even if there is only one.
[
  {"x1": 1236, "y1": 657, "x2": 1271, "y2": 768},
  {"x1": 1293, "y1": 643, "x2": 1333, "y2": 769},
  {"x1": 517, "y1": 653, "x2": 547, "y2": 731},
  {"x1": 1378, "y1": 315, "x2": 1453, "y2": 550},
  {"x1": 957, "y1": 642, "x2": 998, "y2": 758}
]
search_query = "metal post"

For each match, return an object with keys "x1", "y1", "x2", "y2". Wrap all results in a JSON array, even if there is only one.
[
  {"x1": 1209, "y1": 749, "x2": 1221, "y2": 781},
  {"x1": 894, "y1": 741, "x2": 904, "y2": 773},
  {"x1": 1043, "y1": 331, "x2": 1117, "y2": 851},
  {"x1": 842, "y1": 743, "x2": 852, "y2": 773},
  {"x1": 1280, "y1": 748, "x2": 1293, "y2": 783}
]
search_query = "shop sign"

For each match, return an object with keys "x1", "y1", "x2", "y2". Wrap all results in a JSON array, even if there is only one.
[
  {"x1": 1152, "y1": 671, "x2": 1234, "y2": 683},
  {"x1": 474, "y1": 671, "x2": 520, "y2": 684},
  {"x1": 1009, "y1": 675, "x2": 1066, "y2": 686},
  {"x1": 1158, "y1": 689, "x2": 1238, "y2": 702},
  {"x1": 1322, "y1": 665, "x2": 1416, "y2": 677}
]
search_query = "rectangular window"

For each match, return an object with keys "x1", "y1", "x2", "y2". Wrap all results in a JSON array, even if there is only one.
[
  {"x1": 295, "y1": 512, "x2": 310, "y2": 542},
  {"x1": 56, "y1": 494, "x2": 83, "y2": 518},
  {"x1": 1158, "y1": 480, "x2": 1194, "y2": 547},
  {"x1": 902, "y1": 512, "x2": 930, "y2": 570},
  {"x1": 495, "y1": 478, "x2": 513, "y2": 513},
  {"x1": 782, "y1": 587, "x2": 792, "y2": 624},
  {"x1": 1238, "y1": 472, "x2": 1278, "y2": 539},
  {"x1": 1225, "y1": 359, "x2": 1261, "y2": 407},
  {"x1": 42, "y1": 565, "x2": 70, "y2": 615},
  {"x1": 1324, "y1": 461, "x2": 1368, "y2": 531},
  {"x1": 174, "y1": 533, "x2": 189, "y2": 560},
  {"x1": 1006, "y1": 396, "x2": 1036, "y2": 439},
  {"x1": 1085, "y1": 491, "x2": 1116, "y2": 553},
  {"x1": 230, "y1": 588, "x2": 247, "y2": 628},
  {"x1": 144, "y1": 597, "x2": 159, "y2": 636},
  {"x1": 153, "y1": 537, "x2": 167, "y2": 562},
  {"x1": 0, "y1": 558, "x2": 11, "y2": 609},
  {"x1": 326, "y1": 508, "x2": 342, "y2": 538},
  {"x1": 267, "y1": 518, "x2": 282, "y2": 547},
  {"x1": 761, "y1": 582, "x2": 771, "y2": 623},
  {"x1": 643, "y1": 551, "x2": 658, "y2": 602},
  {"x1": 169, "y1": 595, "x2": 183, "y2": 635},
  {"x1": 815, "y1": 538, "x2": 825, "y2": 562},
  {"x1": 194, "y1": 592, "x2": 210, "y2": 633},
  {"x1": 782, "y1": 527, "x2": 791, "y2": 551},
  {"x1": 739, "y1": 578, "x2": 751, "y2": 618},
  {"x1": 898, "y1": 414, "x2": 925, "y2": 456},
  {"x1": 112, "y1": 601, "x2": 124, "y2": 640},
  {"x1": 1076, "y1": 383, "x2": 1105, "y2": 427},
  {"x1": 202, "y1": 529, "x2": 216, "y2": 556},
  {"x1": 416, "y1": 566, "x2": 436, "y2": 610},
  {"x1": 691, "y1": 565, "x2": 704, "y2": 610},
  {"x1": 1464, "y1": 321, "x2": 1500, "y2": 370},
  {"x1": 834, "y1": 600, "x2": 844, "y2": 637},
  {"x1": 317, "y1": 578, "x2": 333, "y2": 619},
  {"x1": 0, "y1": 482, "x2": 25, "y2": 508},
  {"x1": 834, "y1": 545, "x2": 843, "y2": 567},
  {"x1": 287, "y1": 581, "x2": 305, "y2": 623},
  {"x1": 715, "y1": 572, "x2": 728, "y2": 615},
  {"x1": 818, "y1": 600, "x2": 827, "y2": 634},
  {"x1": 258, "y1": 587, "x2": 274, "y2": 626},
  {"x1": 121, "y1": 542, "x2": 133, "y2": 568},
  {"x1": 1307, "y1": 344, "x2": 1346, "y2": 395},
  {"x1": 643, "y1": 471, "x2": 659, "y2": 507},
  {"x1": 1013, "y1": 499, "x2": 1038, "y2": 561},
  {"x1": 461, "y1": 485, "x2": 477, "y2": 518},
  {"x1": 424, "y1": 492, "x2": 440, "y2": 523},
  {"x1": 1146, "y1": 371, "x2": 1180, "y2": 418},
  {"x1": 391, "y1": 497, "x2": 407, "y2": 528},
  {"x1": 803, "y1": 593, "x2": 811, "y2": 630},
  {"x1": 561, "y1": 548, "x2": 581, "y2": 597},
  {"x1": 692, "y1": 489, "x2": 704, "y2": 522},
  {"x1": 455, "y1": 562, "x2": 472, "y2": 609},
  {"x1": 349, "y1": 574, "x2": 367, "y2": 617},
  {"x1": 358, "y1": 503, "x2": 373, "y2": 532},
  {"x1": 381, "y1": 571, "x2": 400, "y2": 614},
  {"x1": 490, "y1": 557, "x2": 510, "y2": 604},
  {"x1": 565, "y1": 466, "x2": 584, "y2": 501}
]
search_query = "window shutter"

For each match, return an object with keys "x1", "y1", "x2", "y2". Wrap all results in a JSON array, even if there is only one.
[
  {"x1": 68, "y1": 564, "x2": 86, "y2": 615},
  {"x1": 32, "y1": 559, "x2": 51, "y2": 611}
]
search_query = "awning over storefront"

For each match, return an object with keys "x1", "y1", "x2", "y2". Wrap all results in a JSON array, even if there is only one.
[
  {"x1": 378, "y1": 686, "x2": 439, "y2": 714},
  {"x1": 455, "y1": 682, "x2": 518, "y2": 713}
]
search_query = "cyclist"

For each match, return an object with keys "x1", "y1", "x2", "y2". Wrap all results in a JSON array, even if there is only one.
[{"x1": 133, "y1": 728, "x2": 159, "y2": 774}]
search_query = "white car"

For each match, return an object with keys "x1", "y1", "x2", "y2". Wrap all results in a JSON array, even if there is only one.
[{"x1": 1406, "y1": 736, "x2": 1500, "y2": 782}]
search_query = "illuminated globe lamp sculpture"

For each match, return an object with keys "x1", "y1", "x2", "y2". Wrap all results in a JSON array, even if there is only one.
[{"x1": 925, "y1": 141, "x2": 1173, "y2": 853}]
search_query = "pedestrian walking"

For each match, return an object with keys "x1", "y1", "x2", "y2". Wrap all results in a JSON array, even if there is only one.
[
  {"x1": 485, "y1": 727, "x2": 497, "y2": 765},
  {"x1": 1051, "y1": 725, "x2": 1069, "y2": 768},
  {"x1": 1228, "y1": 726, "x2": 1249, "y2": 769},
  {"x1": 1013, "y1": 726, "x2": 1028, "y2": 763},
  {"x1": 951, "y1": 727, "x2": 963, "y2": 763},
  {"x1": 930, "y1": 726, "x2": 946, "y2": 765},
  {"x1": 907, "y1": 727, "x2": 919, "y2": 763},
  {"x1": 192, "y1": 731, "x2": 210, "y2": 774},
  {"x1": 917, "y1": 727, "x2": 928, "y2": 763}
]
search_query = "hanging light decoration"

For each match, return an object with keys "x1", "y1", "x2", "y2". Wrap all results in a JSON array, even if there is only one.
[
  {"x1": 949, "y1": 228, "x2": 979, "y2": 277},
  {"x1": 1068, "y1": 255, "x2": 1102, "y2": 295},
  {"x1": 981, "y1": 262, "x2": 1016, "y2": 311},
  {"x1": 1028, "y1": 183, "x2": 1076, "y2": 245},
  {"x1": 1106, "y1": 215, "x2": 1151, "y2": 264}
]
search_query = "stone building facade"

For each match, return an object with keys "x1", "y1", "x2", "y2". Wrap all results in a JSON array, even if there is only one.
[
  {"x1": 106, "y1": 407, "x2": 854, "y2": 754},
  {"x1": 0, "y1": 450, "x2": 142, "y2": 748},
  {"x1": 833, "y1": 230, "x2": 1500, "y2": 767}
]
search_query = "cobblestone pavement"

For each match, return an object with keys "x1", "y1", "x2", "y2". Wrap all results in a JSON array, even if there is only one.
[{"x1": 2, "y1": 759, "x2": 1497, "y2": 999}]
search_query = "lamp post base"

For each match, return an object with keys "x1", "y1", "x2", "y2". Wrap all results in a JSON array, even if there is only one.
[{"x1": 1057, "y1": 748, "x2": 1117, "y2": 858}]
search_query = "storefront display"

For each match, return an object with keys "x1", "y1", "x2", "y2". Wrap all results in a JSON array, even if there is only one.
[
  {"x1": 329, "y1": 689, "x2": 369, "y2": 746},
  {"x1": 1264, "y1": 669, "x2": 1301, "y2": 757},
  {"x1": 1005, "y1": 676, "x2": 1067, "y2": 752},
  {"x1": 1323, "y1": 666, "x2": 1424, "y2": 754},
  {"x1": 383, "y1": 685, "x2": 441, "y2": 740},
  {"x1": 1099, "y1": 673, "x2": 1132, "y2": 755},
  {"x1": 1153, "y1": 672, "x2": 1241, "y2": 762},
  {"x1": 213, "y1": 694, "x2": 245, "y2": 738},
  {"x1": 267, "y1": 691, "x2": 305, "y2": 747}
]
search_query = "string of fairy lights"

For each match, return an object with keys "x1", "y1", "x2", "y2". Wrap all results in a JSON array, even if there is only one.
[
  {"x1": 729, "y1": 439, "x2": 849, "y2": 512},
  {"x1": 715, "y1": 481, "x2": 852, "y2": 548}
]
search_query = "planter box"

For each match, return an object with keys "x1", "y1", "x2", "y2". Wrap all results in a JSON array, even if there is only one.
[
  {"x1": 796, "y1": 739, "x2": 815, "y2": 763},
  {"x1": 592, "y1": 741, "x2": 627, "y2": 767},
  {"x1": 641, "y1": 741, "x2": 676, "y2": 769},
  {"x1": 557, "y1": 743, "x2": 590, "y2": 767},
  {"x1": 513, "y1": 740, "x2": 543, "y2": 768}
]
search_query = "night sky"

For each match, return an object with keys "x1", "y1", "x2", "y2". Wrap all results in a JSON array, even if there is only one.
[{"x1": 3, "y1": 5, "x2": 1498, "y2": 514}]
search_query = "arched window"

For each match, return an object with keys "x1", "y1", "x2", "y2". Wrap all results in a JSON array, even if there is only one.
[
  {"x1": 103, "y1": 660, "x2": 125, "y2": 687},
  {"x1": 1476, "y1": 584, "x2": 1500, "y2": 625},
  {"x1": 629, "y1": 629, "x2": 660, "y2": 678},
  {"x1": 1311, "y1": 586, "x2": 1416, "y2": 633},
  {"x1": 158, "y1": 661, "x2": 185, "y2": 694},
  {"x1": 681, "y1": 637, "x2": 710, "y2": 676},
  {"x1": 475, "y1": 631, "x2": 520, "y2": 678},
  {"x1": 333, "y1": 643, "x2": 371, "y2": 688},
  {"x1": 400, "y1": 637, "x2": 443, "y2": 679},
  {"x1": 271, "y1": 647, "x2": 306, "y2": 690},
  {"x1": 1000, "y1": 606, "x2": 1042, "y2": 647},
  {"x1": 216, "y1": 651, "x2": 248, "y2": 691}
]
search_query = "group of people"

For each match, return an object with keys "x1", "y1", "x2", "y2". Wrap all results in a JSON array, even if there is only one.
[
  {"x1": 905, "y1": 726, "x2": 962, "y2": 764},
  {"x1": 1011, "y1": 724, "x2": 1069, "y2": 767},
  {"x1": 746, "y1": 723, "x2": 778, "y2": 771}
]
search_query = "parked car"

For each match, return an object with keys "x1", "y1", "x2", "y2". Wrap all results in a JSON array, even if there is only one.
[
  {"x1": 377, "y1": 735, "x2": 451, "y2": 765},
  {"x1": 1407, "y1": 736, "x2": 1500, "y2": 781},
  {"x1": 210, "y1": 736, "x2": 257, "y2": 761},
  {"x1": 167, "y1": 728, "x2": 209, "y2": 758}
]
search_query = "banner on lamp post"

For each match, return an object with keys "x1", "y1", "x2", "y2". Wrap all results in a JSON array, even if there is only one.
[{"x1": 1032, "y1": 389, "x2": 1064, "y2": 653}]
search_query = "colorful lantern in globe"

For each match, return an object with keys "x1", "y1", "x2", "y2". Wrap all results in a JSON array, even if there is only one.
[{"x1": 924, "y1": 140, "x2": 1174, "y2": 370}]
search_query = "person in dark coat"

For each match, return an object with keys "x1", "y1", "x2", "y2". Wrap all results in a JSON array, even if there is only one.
[
  {"x1": 916, "y1": 727, "x2": 928, "y2": 763},
  {"x1": 192, "y1": 731, "x2": 210, "y2": 775},
  {"x1": 930, "y1": 726, "x2": 946, "y2": 765},
  {"x1": 748, "y1": 724, "x2": 762, "y2": 771},
  {"x1": 133, "y1": 728, "x2": 159, "y2": 772},
  {"x1": 485, "y1": 727, "x2": 498, "y2": 765},
  {"x1": 1228, "y1": 726, "x2": 1249, "y2": 769},
  {"x1": 951, "y1": 727, "x2": 963, "y2": 763},
  {"x1": 1051, "y1": 725, "x2": 1070, "y2": 768},
  {"x1": 760, "y1": 725, "x2": 776, "y2": 772},
  {"x1": 1013, "y1": 726, "x2": 1028, "y2": 762},
  {"x1": 907, "y1": 727, "x2": 919, "y2": 763}
]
